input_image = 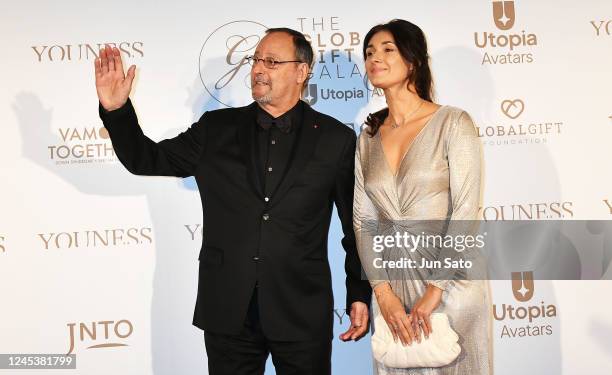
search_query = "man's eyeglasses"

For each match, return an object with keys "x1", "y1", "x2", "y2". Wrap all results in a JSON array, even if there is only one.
[{"x1": 245, "y1": 55, "x2": 304, "y2": 69}]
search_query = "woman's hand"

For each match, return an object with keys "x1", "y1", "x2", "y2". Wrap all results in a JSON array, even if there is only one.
[
  {"x1": 374, "y1": 283, "x2": 416, "y2": 346},
  {"x1": 410, "y1": 283, "x2": 443, "y2": 341}
]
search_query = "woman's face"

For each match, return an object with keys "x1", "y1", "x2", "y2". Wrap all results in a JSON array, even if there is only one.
[{"x1": 364, "y1": 30, "x2": 412, "y2": 90}]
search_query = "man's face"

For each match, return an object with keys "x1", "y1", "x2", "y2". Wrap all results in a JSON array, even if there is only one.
[{"x1": 250, "y1": 32, "x2": 303, "y2": 105}]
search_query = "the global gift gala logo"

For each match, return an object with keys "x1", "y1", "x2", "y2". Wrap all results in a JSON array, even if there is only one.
[{"x1": 199, "y1": 20, "x2": 268, "y2": 108}]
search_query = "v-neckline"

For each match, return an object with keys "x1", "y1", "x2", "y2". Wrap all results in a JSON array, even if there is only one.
[{"x1": 378, "y1": 105, "x2": 446, "y2": 177}]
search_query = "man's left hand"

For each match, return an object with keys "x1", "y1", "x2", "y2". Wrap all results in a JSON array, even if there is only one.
[{"x1": 339, "y1": 302, "x2": 369, "y2": 341}]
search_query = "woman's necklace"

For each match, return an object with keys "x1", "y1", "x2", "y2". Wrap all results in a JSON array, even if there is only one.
[{"x1": 390, "y1": 100, "x2": 424, "y2": 129}]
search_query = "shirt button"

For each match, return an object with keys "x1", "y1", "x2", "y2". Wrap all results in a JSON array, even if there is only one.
[
  {"x1": 262, "y1": 213, "x2": 270, "y2": 221},
  {"x1": 271, "y1": 140, "x2": 276, "y2": 145},
  {"x1": 267, "y1": 167, "x2": 273, "y2": 172},
  {"x1": 264, "y1": 197, "x2": 269, "y2": 202}
]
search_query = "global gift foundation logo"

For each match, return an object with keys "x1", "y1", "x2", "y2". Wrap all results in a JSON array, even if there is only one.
[
  {"x1": 493, "y1": 272, "x2": 557, "y2": 339},
  {"x1": 199, "y1": 20, "x2": 268, "y2": 108},
  {"x1": 476, "y1": 99, "x2": 563, "y2": 147},
  {"x1": 474, "y1": 1, "x2": 537, "y2": 65},
  {"x1": 48, "y1": 126, "x2": 117, "y2": 165},
  {"x1": 66, "y1": 319, "x2": 133, "y2": 354},
  {"x1": 500, "y1": 99, "x2": 524, "y2": 119}
]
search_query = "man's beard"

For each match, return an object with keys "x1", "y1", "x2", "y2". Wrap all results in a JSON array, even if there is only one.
[
  {"x1": 252, "y1": 92, "x2": 272, "y2": 104},
  {"x1": 252, "y1": 75, "x2": 272, "y2": 104}
]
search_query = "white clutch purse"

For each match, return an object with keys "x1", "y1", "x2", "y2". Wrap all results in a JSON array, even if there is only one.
[{"x1": 371, "y1": 313, "x2": 461, "y2": 368}]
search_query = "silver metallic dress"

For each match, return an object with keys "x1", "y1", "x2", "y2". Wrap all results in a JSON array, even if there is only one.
[{"x1": 354, "y1": 106, "x2": 492, "y2": 374}]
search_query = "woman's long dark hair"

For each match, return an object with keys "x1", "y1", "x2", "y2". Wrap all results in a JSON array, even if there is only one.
[{"x1": 363, "y1": 19, "x2": 434, "y2": 136}]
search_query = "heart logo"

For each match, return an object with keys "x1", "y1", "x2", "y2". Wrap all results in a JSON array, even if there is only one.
[{"x1": 501, "y1": 99, "x2": 525, "y2": 119}]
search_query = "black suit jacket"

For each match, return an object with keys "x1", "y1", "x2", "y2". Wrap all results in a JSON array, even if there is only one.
[{"x1": 99, "y1": 99, "x2": 371, "y2": 340}]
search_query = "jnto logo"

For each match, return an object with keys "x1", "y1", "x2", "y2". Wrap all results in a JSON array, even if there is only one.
[{"x1": 492, "y1": 1, "x2": 516, "y2": 30}]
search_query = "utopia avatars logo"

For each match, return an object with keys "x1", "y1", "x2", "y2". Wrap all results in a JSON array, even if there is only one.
[
  {"x1": 511, "y1": 271, "x2": 534, "y2": 302},
  {"x1": 302, "y1": 83, "x2": 318, "y2": 105},
  {"x1": 492, "y1": 1, "x2": 516, "y2": 30},
  {"x1": 474, "y1": 0, "x2": 537, "y2": 65},
  {"x1": 493, "y1": 271, "x2": 557, "y2": 339}
]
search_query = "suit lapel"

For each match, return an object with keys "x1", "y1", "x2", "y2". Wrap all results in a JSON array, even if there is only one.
[
  {"x1": 269, "y1": 104, "x2": 321, "y2": 208},
  {"x1": 237, "y1": 102, "x2": 264, "y2": 198}
]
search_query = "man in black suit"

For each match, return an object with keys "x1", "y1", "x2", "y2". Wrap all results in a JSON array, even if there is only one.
[{"x1": 95, "y1": 27, "x2": 370, "y2": 375}]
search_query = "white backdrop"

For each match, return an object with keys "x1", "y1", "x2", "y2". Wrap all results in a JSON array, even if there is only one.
[{"x1": 1, "y1": 0, "x2": 612, "y2": 374}]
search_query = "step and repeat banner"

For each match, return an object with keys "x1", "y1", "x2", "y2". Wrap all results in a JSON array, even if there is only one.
[{"x1": 1, "y1": 0, "x2": 611, "y2": 374}]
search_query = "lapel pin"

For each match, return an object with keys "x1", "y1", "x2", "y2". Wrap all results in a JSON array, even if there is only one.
[{"x1": 313, "y1": 124, "x2": 319, "y2": 129}]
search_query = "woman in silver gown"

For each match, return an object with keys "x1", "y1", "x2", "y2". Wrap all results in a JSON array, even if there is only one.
[{"x1": 354, "y1": 20, "x2": 492, "y2": 374}]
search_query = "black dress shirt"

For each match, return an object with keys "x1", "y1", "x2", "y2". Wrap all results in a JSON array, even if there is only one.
[{"x1": 255, "y1": 101, "x2": 304, "y2": 200}]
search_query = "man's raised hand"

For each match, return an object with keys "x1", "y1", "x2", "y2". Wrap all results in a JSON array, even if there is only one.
[{"x1": 94, "y1": 46, "x2": 136, "y2": 111}]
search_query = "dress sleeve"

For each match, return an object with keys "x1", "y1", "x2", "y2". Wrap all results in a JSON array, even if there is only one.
[
  {"x1": 353, "y1": 131, "x2": 390, "y2": 289},
  {"x1": 426, "y1": 110, "x2": 482, "y2": 291}
]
